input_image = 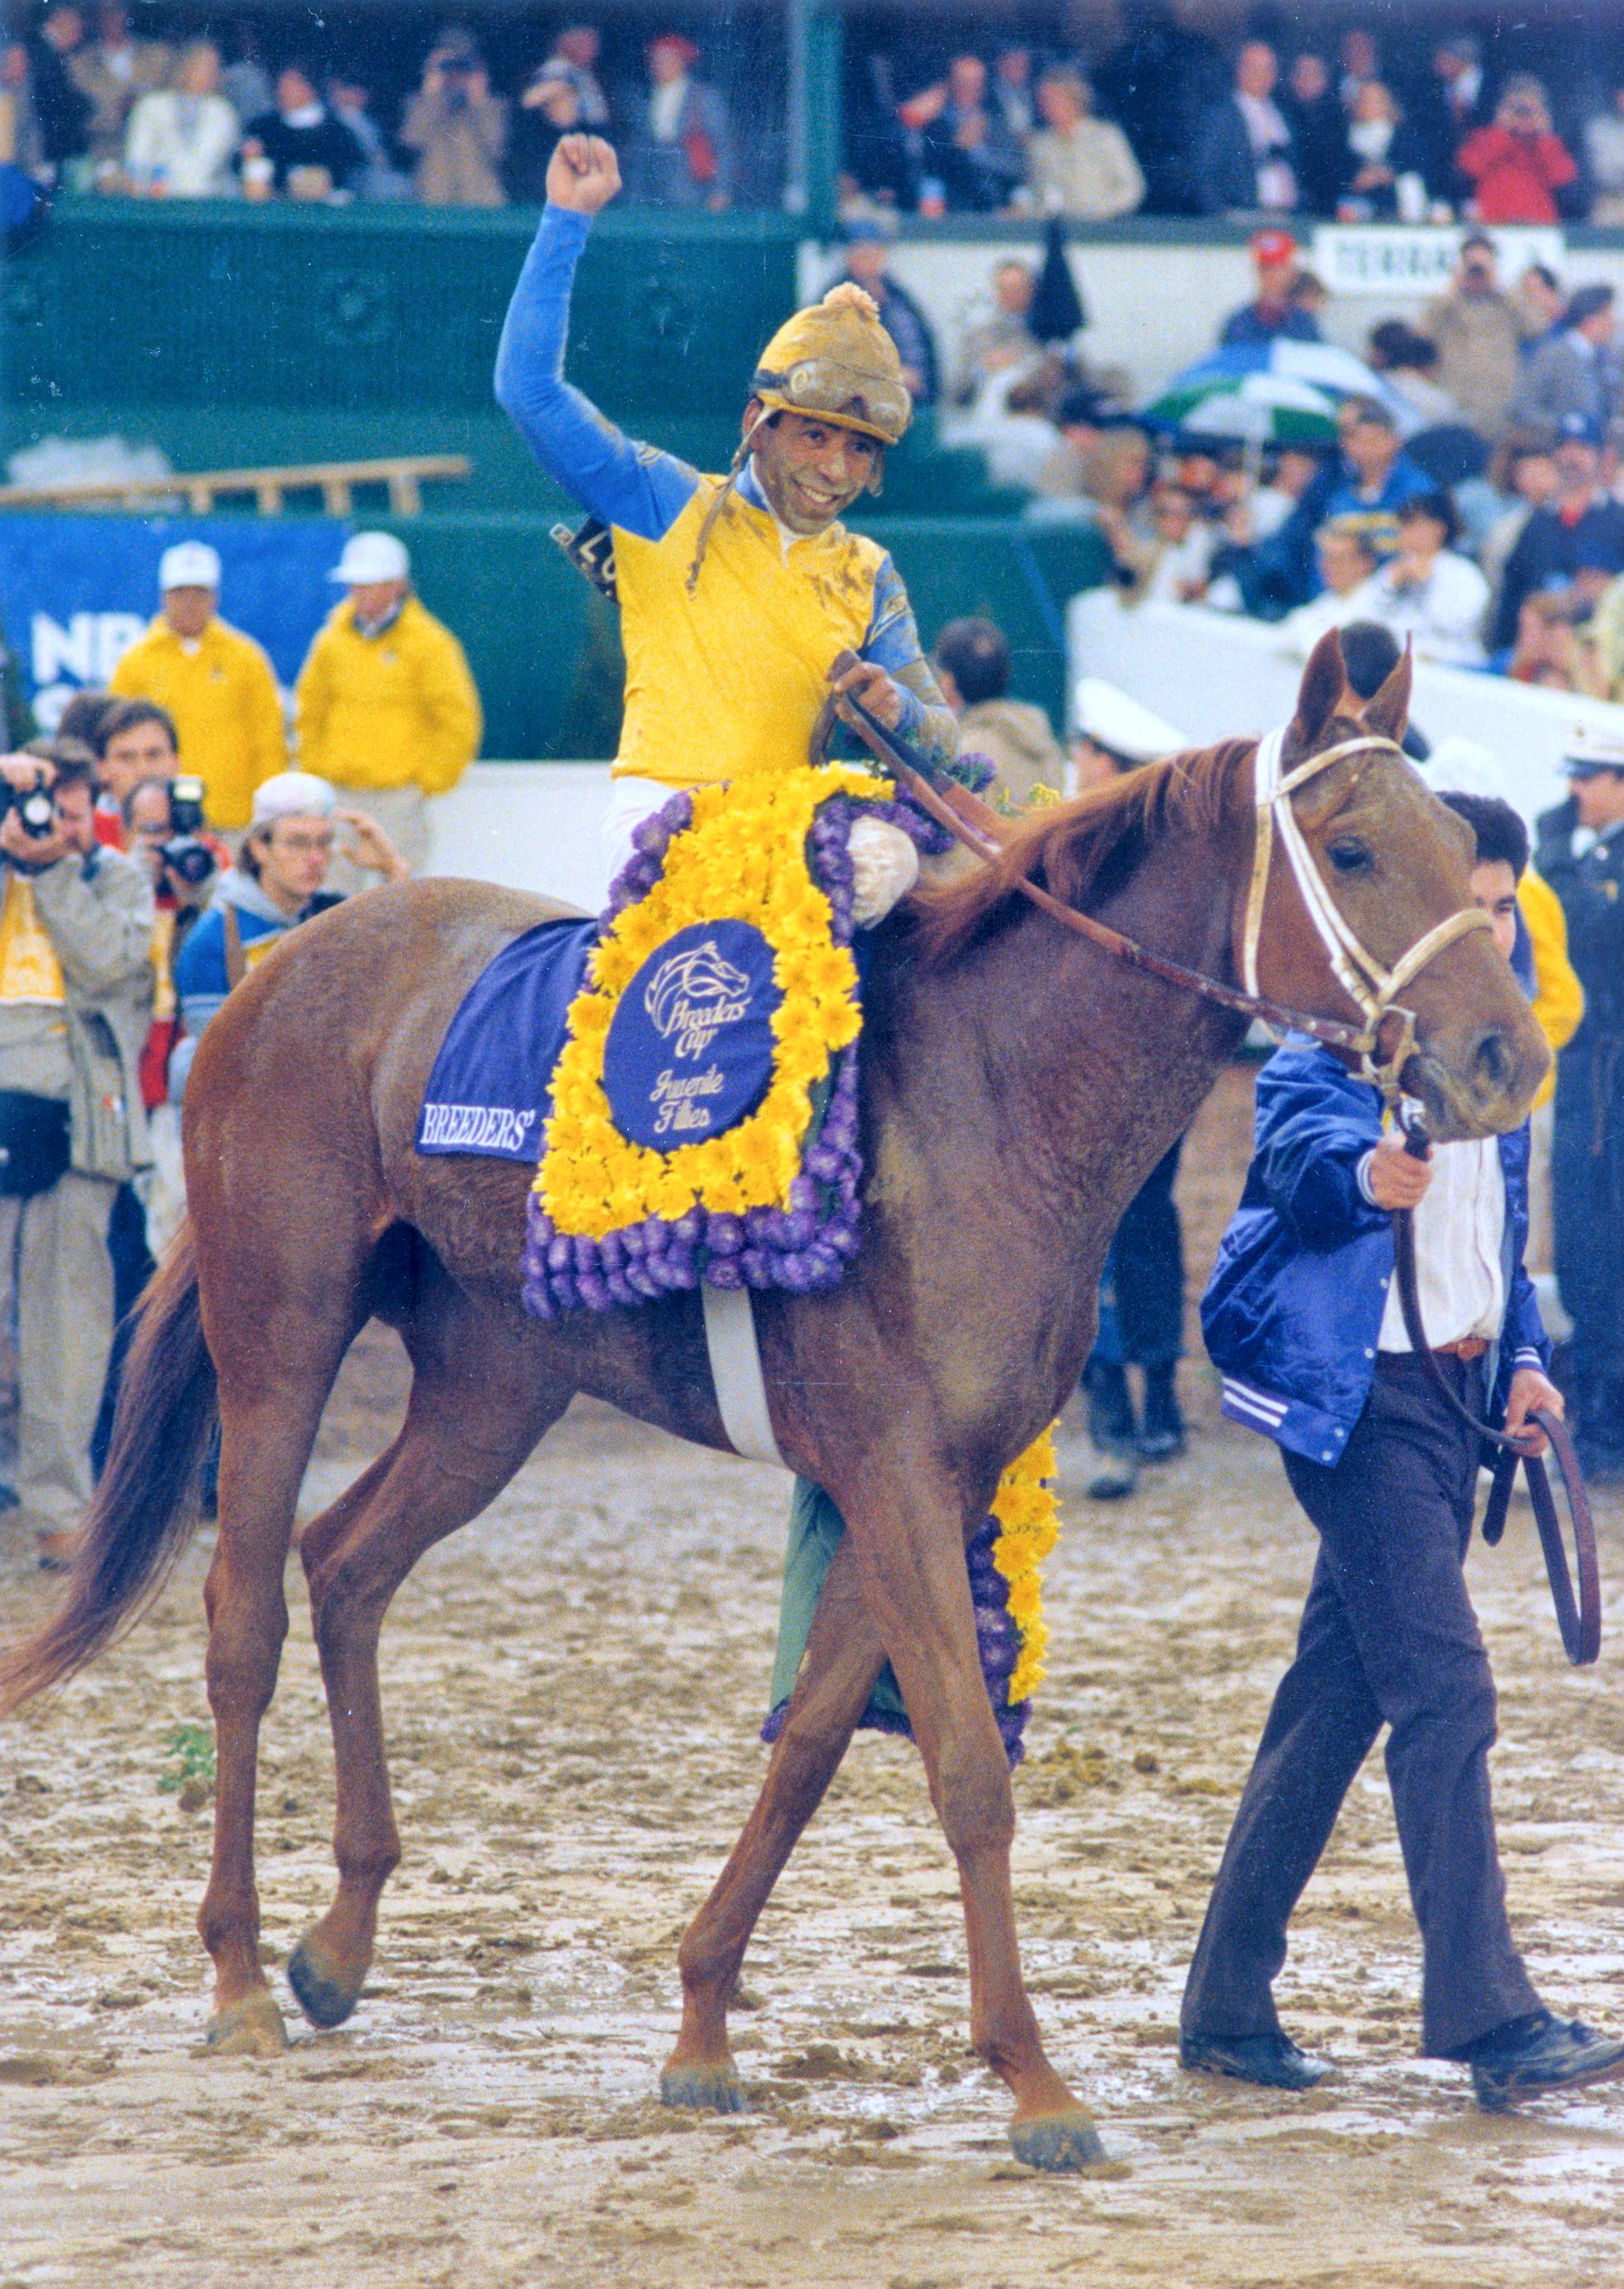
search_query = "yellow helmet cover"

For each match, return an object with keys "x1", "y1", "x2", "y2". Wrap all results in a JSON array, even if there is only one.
[{"x1": 750, "y1": 283, "x2": 913, "y2": 446}]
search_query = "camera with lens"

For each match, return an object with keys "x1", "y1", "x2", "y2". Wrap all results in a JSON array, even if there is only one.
[
  {"x1": 160, "y1": 773, "x2": 218, "y2": 890},
  {"x1": 0, "y1": 773, "x2": 58, "y2": 840}
]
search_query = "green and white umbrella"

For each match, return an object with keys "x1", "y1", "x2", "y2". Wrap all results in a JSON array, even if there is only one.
[{"x1": 1146, "y1": 369, "x2": 1340, "y2": 445}]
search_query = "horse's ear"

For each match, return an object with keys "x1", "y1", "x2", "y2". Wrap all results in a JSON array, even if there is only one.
[
  {"x1": 1360, "y1": 642, "x2": 1413, "y2": 745},
  {"x1": 1289, "y1": 629, "x2": 1348, "y2": 750}
]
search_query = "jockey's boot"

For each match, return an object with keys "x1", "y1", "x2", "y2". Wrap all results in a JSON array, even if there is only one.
[{"x1": 1138, "y1": 1364, "x2": 1186, "y2": 1463}]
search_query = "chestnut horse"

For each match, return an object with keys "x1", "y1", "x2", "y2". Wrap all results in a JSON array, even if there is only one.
[{"x1": 2, "y1": 637, "x2": 1546, "y2": 2169}]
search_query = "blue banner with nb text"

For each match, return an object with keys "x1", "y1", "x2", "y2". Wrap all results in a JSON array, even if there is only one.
[{"x1": 0, "y1": 515, "x2": 349, "y2": 731}]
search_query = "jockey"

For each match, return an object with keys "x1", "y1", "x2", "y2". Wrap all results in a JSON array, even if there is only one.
[{"x1": 495, "y1": 132, "x2": 955, "y2": 919}]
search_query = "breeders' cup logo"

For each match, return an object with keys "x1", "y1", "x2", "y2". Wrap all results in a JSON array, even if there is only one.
[{"x1": 643, "y1": 939, "x2": 753, "y2": 1060}]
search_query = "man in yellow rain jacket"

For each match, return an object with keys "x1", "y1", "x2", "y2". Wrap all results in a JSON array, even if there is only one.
[
  {"x1": 494, "y1": 131, "x2": 958, "y2": 909},
  {"x1": 293, "y1": 532, "x2": 483, "y2": 884},
  {"x1": 108, "y1": 542, "x2": 287, "y2": 833}
]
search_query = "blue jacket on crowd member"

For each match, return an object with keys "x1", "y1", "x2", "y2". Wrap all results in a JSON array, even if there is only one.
[
  {"x1": 1254, "y1": 448, "x2": 1434, "y2": 611},
  {"x1": 1194, "y1": 93, "x2": 1298, "y2": 216},
  {"x1": 1201, "y1": 1038, "x2": 1547, "y2": 1467},
  {"x1": 1219, "y1": 298, "x2": 1321, "y2": 349}
]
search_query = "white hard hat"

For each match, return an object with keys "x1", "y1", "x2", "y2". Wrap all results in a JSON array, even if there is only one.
[
  {"x1": 1562, "y1": 721, "x2": 1624, "y2": 775},
  {"x1": 330, "y1": 531, "x2": 410, "y2": 585},
  {"x1": 1072, "y1": 678, "x2": 1188, "y2": 765},
  {"x1": 251, "y1": 770, "x2": 336, "y2": 825},
  {"x1": 159, "y1": 540, "x2": 222, "y2": 593}
]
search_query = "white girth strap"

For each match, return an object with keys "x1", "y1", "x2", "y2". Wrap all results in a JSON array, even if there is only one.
[
  {"x1": 1243, "y1": 725, "x2": 1490, "y2": 1032},
  {"x1": 702, "y1": 1281, "x2": 791, "y2": 1469}
]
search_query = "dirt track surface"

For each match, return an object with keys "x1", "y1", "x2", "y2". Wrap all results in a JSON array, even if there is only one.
[{"x1": 3, "y1": 1315, "x2": 1624, "y2": 2289}]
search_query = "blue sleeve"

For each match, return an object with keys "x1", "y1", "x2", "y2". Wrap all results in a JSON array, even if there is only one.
[
  {"x1": 494, "y1": 204, "x2": 702, "y2": 539},
  {"x1": 863, "y1": 556, "x2": 928, "y2": 740},
  {"x1": 1251, "y1": 1047, "x2": 1389, "y2": 1251},
  {"x1": 171, "y1": 909, "x2": 229, "y2": 1041},
  {"x1": 1505, "y1": 1262, "x2": 1550, "y2": 1368}
]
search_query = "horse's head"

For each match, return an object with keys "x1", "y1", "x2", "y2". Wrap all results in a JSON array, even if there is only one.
[{"x1": 1254, "y1": 629, "x2": 1548, "y2": 1140}]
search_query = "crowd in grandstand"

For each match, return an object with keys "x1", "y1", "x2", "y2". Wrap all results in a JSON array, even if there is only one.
[{"x1": 6, "y1": 10, "x2": 1624, "y2": 220}]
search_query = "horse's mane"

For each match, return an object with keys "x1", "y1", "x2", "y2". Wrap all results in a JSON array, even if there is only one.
[{"x1": 916, "y1": 736, "x2": 1256, "y2": 966}]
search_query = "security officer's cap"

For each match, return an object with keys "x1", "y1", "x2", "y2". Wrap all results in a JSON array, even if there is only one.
[{"x1": 1562, "y1": 724, "x2": 1624, "y2": 777}]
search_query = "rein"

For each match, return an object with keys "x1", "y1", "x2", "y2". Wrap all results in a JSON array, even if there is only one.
[{"x1": 830, "y1": 668, "x2": 1600, "y2": 1666}]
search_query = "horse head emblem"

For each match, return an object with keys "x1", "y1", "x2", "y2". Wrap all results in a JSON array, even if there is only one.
[{"x1": 643, "y1": 939, "x2": 754, "y2": 1058}]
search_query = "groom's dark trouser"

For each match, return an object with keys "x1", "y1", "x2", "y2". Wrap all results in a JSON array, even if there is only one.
[{"x1": 1181, "y1": 1352, "x2": 1542, "y2": 2058}]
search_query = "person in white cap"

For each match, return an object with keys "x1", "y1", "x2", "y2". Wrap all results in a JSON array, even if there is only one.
[
  {"x1": 293, "y1": 531, "x2": 482, "y2": 890},
  {"x1": 168, "y1": 769, "x2": 409, "y2": 1100},
  {"x1": 107, "y1": 539, "x2": 288, "y2": 833},
  {"x1": 1070, "y1": 674, "x2": 1188, "y2": 787}
]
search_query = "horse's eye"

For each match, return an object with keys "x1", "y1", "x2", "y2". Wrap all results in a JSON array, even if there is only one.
[{"x1": 1326, "y1": 839, "x2": 1373, "y2": 876}]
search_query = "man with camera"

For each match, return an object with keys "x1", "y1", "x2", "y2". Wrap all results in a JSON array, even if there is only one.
[{"x1": 0, "y1": 738, "x2": 153, "y2": 1567}]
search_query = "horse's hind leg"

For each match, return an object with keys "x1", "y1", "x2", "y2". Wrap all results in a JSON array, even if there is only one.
[
  {"x1": 289, "y1": 1300, "x2": 569, "y2": 2032},
  {"x1": 663, "y1": 1535, "x2": 888, "y2": 2111}
]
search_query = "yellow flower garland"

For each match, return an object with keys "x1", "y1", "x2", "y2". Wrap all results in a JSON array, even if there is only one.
[
  {"x1": 990, "y1": 1425, "x2": 1062, "y2": 1705},
  {"x1": 537, "y1": 764, "x2": 889, "y2": 1239}
]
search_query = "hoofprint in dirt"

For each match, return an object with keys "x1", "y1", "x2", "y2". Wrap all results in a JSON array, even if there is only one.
[{"x1": 2, "y1": 1322, "x2": 1622, "y2": 2289}]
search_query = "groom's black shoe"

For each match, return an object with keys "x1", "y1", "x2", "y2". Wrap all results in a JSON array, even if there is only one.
[
  {"x1": 1179, "y1": 2029, "x2": 1330, "y2": 2091},
  {"x1": 1464, "y1": 2011, "x2": 1624, "y2": 2109}
]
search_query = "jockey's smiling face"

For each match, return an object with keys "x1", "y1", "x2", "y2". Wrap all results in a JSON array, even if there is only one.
[{"x1": 747, "y1": 405, "x2": 881, "y2": 534}]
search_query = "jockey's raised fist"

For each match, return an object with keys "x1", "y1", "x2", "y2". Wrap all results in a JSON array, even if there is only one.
[{"x1": 547, "y1": 135, "x2": 622, "y2": 214}]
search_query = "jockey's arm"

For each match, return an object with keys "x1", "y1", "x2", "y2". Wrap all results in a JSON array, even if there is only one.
[
  {"x1": 495, "y1": 204, "x2": 700, "y2": 541},
  {"x1": 858, "y1": 557, "x2": 960, "y2": 773}
]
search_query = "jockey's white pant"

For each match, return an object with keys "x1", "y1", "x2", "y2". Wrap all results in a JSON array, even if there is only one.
[{"x1": 599, "y1": 774, "x2": 918, "y2": 928}]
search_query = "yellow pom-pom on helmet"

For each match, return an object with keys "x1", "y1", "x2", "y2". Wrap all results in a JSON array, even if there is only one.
[{"x1": 749, "y1": 281, "x2": 913, "y2": 447}]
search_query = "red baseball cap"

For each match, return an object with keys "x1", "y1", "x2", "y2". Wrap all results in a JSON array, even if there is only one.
[{"x1": 1251, "y1": 228, "x2": 1298, "y2": 269}]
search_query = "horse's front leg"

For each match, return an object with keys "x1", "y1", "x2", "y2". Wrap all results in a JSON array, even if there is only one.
[
  {"x1": 836, "y1": 1450, "x2": 1106, "y2": 2173},
  {"x1": 662, "y1": 1534, "x2": 886, "y2": 2111}
]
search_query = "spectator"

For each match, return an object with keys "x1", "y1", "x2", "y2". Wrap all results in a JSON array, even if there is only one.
[
  {"x1": 1537, "y1": 733, "x2": 1624, "y2": 1481},
  {"x1": 1258, "y1": 397, "x2": 1432, "y2": 611},
  {"x1": 123, "y1": 40, "x2": 237, "y2": 197},
  {"x1": 170, "y1": 772, "x2": 407, "y2": 1087},
  {"x1": 1274, "y1": 517, "x2": 1380, "y2": 651},
  {"x1": 1280, "y1": 52, "x2": 1344, "y2": 217},
  {"x1": 218, "y1": 20, "x2": 270, "y2": 129},
  {"x1": 108, "y1": 540, "x2": 287, "y2": 831},
  {"x1": 1195, "y1": 41, "x2": 1298, "y2": 217},
  {"x1": 1415, "y1": 31, "x2": 1491, "y2": 198},
  {"x1": 990, "y1": 46, "x2": 1035, "y2": 144},
  {"x1": 624, "y1": 33, "x2": 731, "y2": 210},
  {"x1": 1335, "y1": 26, "x2": 1380, "y2": 112},
  {"x1": 1335, "y1": 80, "x2": 1427, "y2": 220},
  {"x1": 293, "y1": 531, "x2": 481, "y2": 884},
  {"x1": 1504, "y1": 593, "x2": 1600, "y2": 692},
  {"x1": 1490, "y1": 416, "x2": 1624, "y2": 651},
  {"x1": 1219, "y1": 228, "x2": 1320, "y2": 348},
  {"x1": 1584, "y1": 84, "x2": 1624, "y2": 226},
  {"x1": 506, "y1": 55, "x2": 584, "y2": 204},
  {"x1": 241, "y1": 62, "x2": 363, "y2": 199},
  {"x1": 953, "y1": 259, "x2": 1039, "y2": 403},
  {"x1": 399, "y1": 33, "x2": 506, "y2": 209},
  {"x1": 68, "y1": 1, "x2": 169, "y2": 176},
  {"x1": 1457, "y1": 78, "x2": 1577, "y2": 225},
  {"x1": 1579, "y1": 564, "x2": 1624, "y2": 702},
  {"x1": 28, "y1": 4, "x2": 92, "y2": 174},
  {"x1": 1516, "y1": 261, "x2": 1567, "y2": 352},
  {"x1": 918, "y1": 54, "x2": 1024, "y2": 215},
  {"x1": 1059, "y1": 419, "x2": 1152, "y2": 535},
  {"x1": 1025, "y1": 66, "x2": 1143, "y2": 223},
  {"x1": 1110, "y1": 479, "x2": 1215, "y2": 604},
  {"x1": 1366, "y1": 321, "x2": 1458, "y2": 430},
  {"x1": 932, "y1": 615, "x2": 1063, "y2": 809},
  {"x1": 91, "y1": 696, "x2": 181, "y2": 842},
  {"x1": 538, "y1": 26, "x2": 609, "y2": 129},
  {"x1": 1509, "y1": 284, "x2": 1622, "y2": 437},
  {"x1": 0, "y1": 738, "x2": 153, "y2": 1568},
  {"x1": 1476, "y1": 431, "x2": 1561, "y2": 595},
  {"x1": 327, "y1": 76, "x2": 410, "y2": 202},
  {"x1": 1419, "y1": 234, "x2": 1527, "y2": 442},
  {"x1": 1359, "y1": 491, "x2": 1490, "y2": 665},
  {"x1": 54, "y1": 690, "x2": 114, "y2": 751},
  {"x1": 1026, "y1": 386, "x2": 1105, "y2": 507},
  {"x1": 838, "y1": 222, "x2": 936, "y2": 405},
  {"x1": 0, "y1": 43, "x2": 47, "y2": 181}
]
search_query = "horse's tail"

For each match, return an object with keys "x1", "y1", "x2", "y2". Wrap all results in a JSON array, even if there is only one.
[{"x1": 0, "y1": 1222, "x2": 218, "y2": 1713}]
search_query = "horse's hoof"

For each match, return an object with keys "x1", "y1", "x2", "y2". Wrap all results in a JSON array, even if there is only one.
[
  {"x1": 287, "y1": 1936, "x2": 363, "y2": 2030},
  {"x1": 205, "y1": 1991, "x2": 289, "y2": 2058},
  {"x1": 659, "y1": 2060, "x2": 749, "y2": 2114},
  {"x1": 1008, "y1": 2108, "x2": 1108, "y2": 2174}
]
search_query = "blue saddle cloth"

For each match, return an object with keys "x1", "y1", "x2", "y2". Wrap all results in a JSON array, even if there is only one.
[{"x1": 416, "y1": 917, "x2": 598, "y2": 1163}]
